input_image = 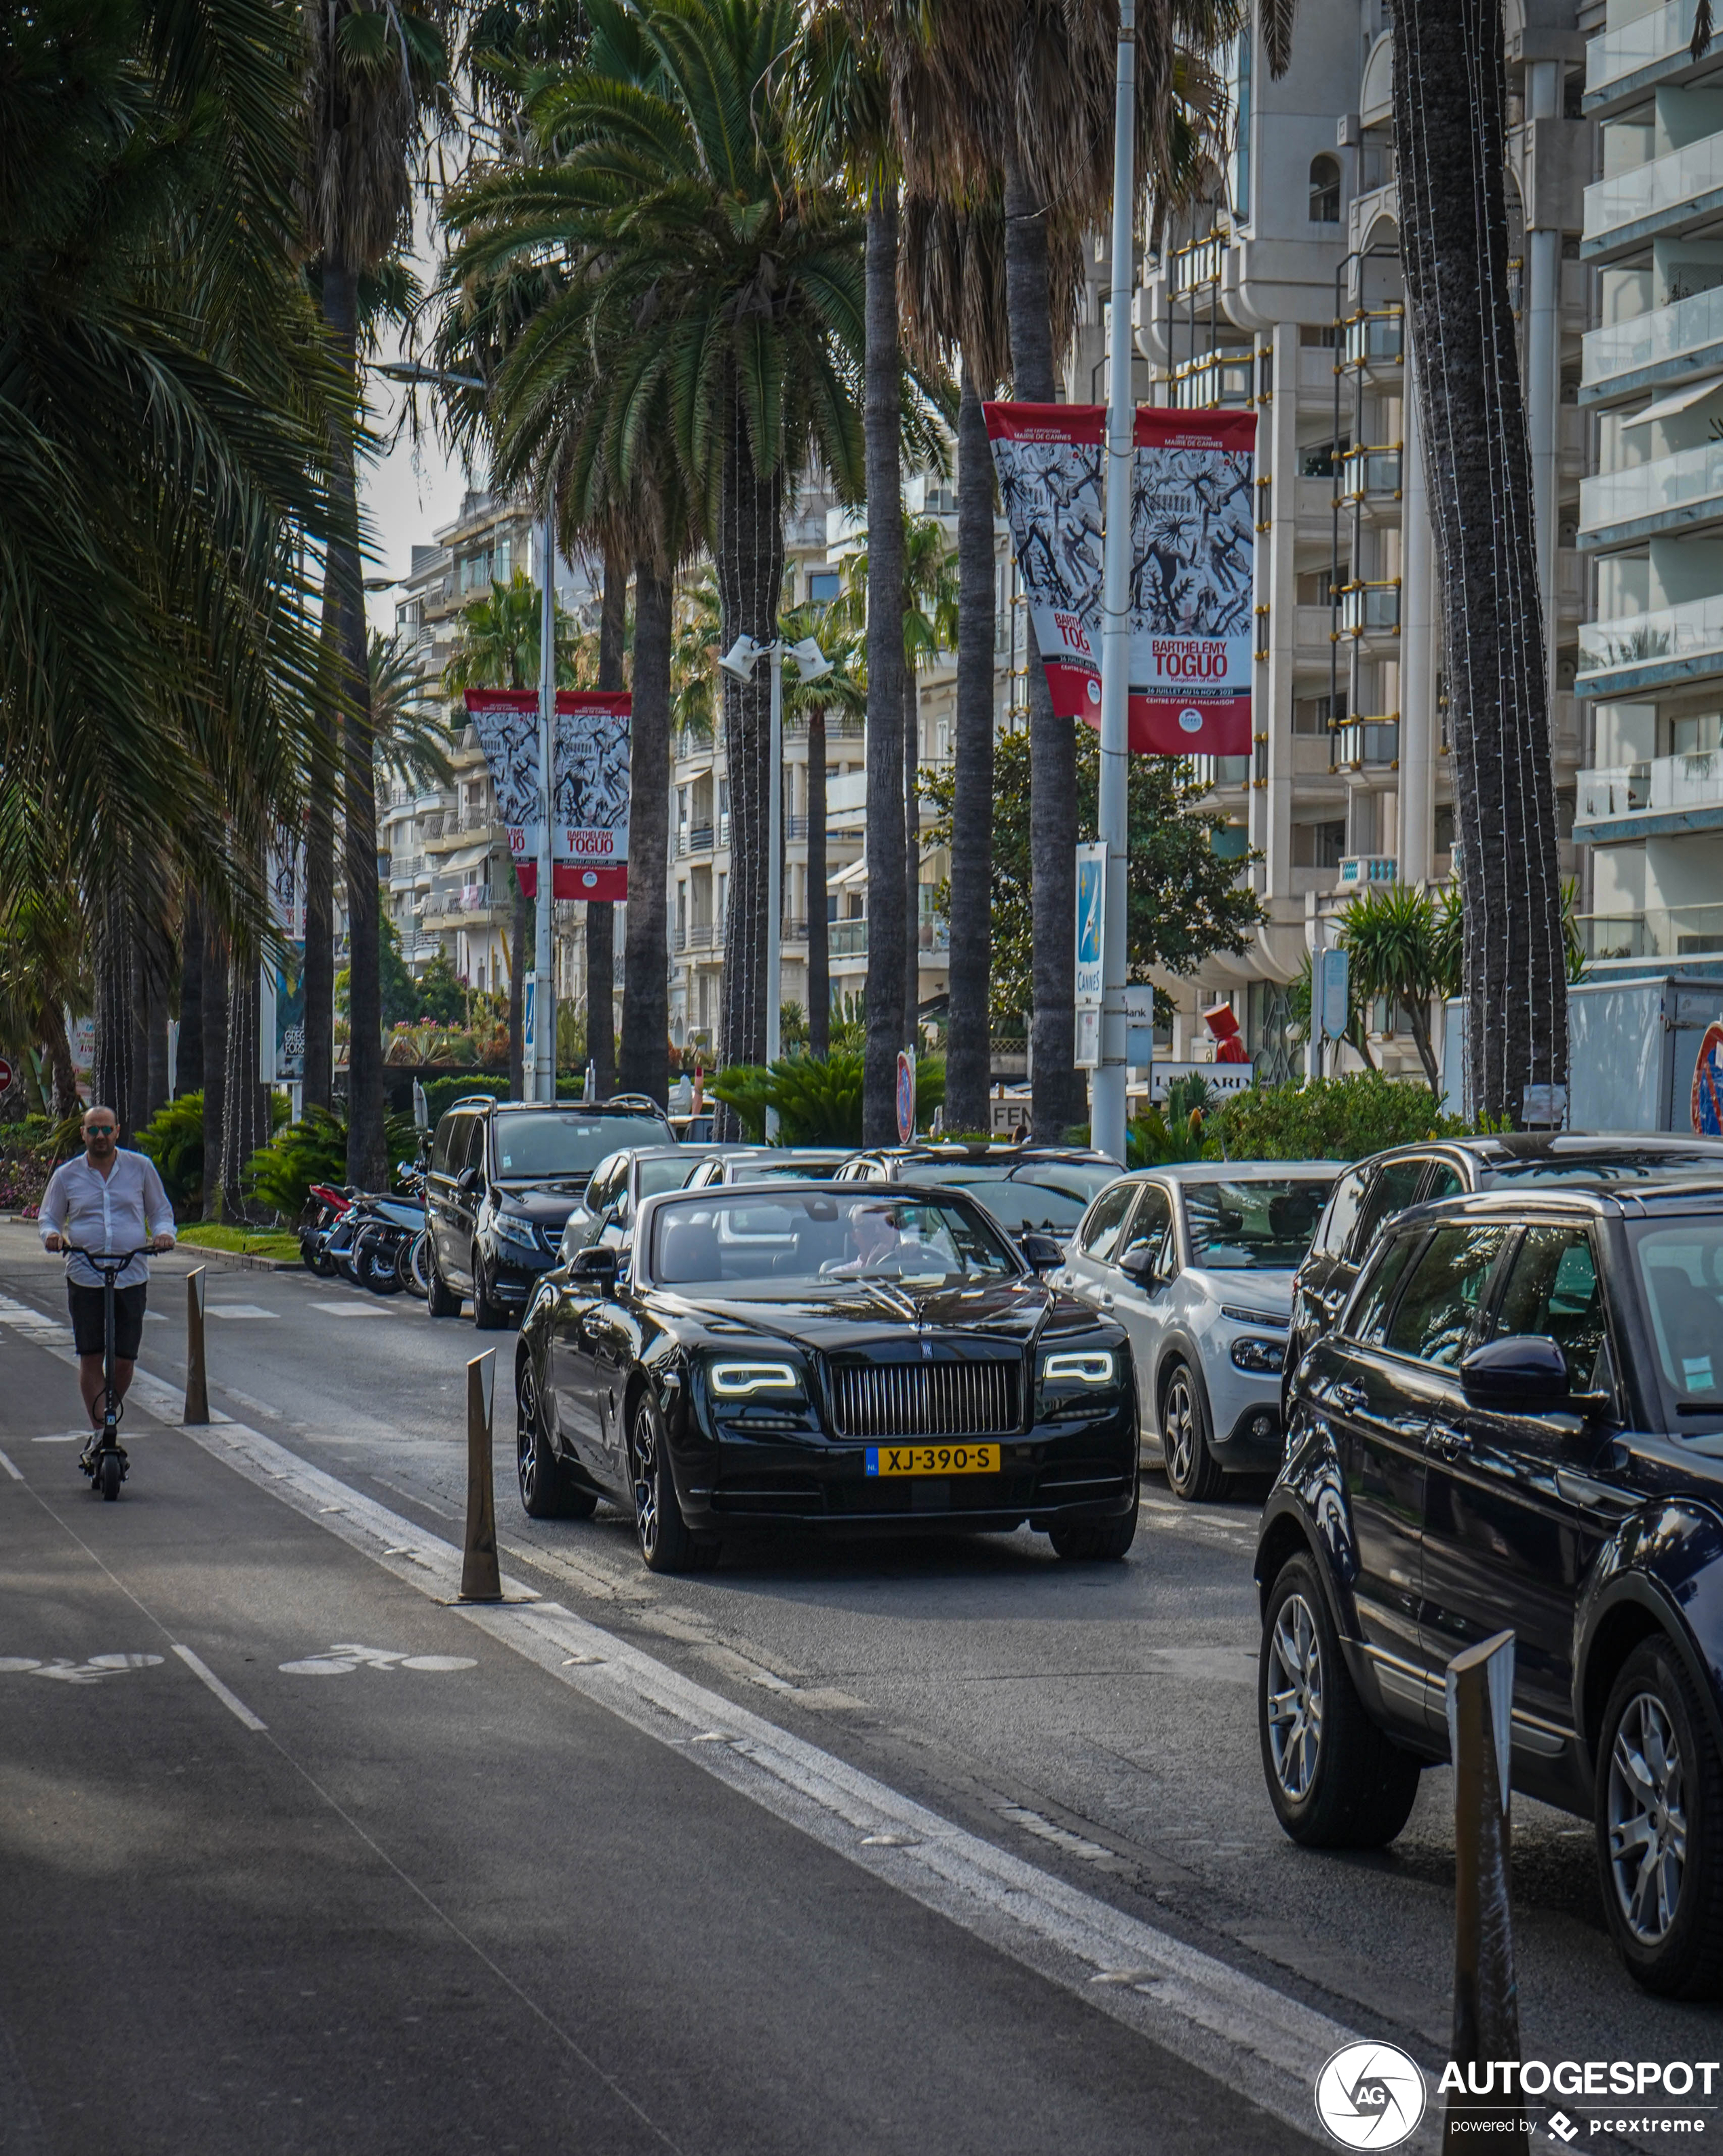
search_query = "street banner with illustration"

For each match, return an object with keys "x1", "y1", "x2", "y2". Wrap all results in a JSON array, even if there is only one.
[
  {"x1": 984, "y1": 402, "x2": 1257, "y2": 756},
  {"x1": 263, "y1": 838, "x2": 305, "y2": 1084},
  {"x1": 463, "y1": 689, "x2": 632, "y2": 900}
]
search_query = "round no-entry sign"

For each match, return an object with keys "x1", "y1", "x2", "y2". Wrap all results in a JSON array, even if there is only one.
[{"x1": 0, "y1": 1058, "x2": 14, "y2": 1094}]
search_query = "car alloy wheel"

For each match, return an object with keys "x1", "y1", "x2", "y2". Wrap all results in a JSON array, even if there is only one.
[
  {"x1": 630, "y1": 1404, "x2": 662, "y2": 1564},
  {"x1": 517, "y1": 1359, "x2": 554, "y2": 1516},
  {"x1": 1165, "y1": 1370, "x2": 1197, "y2": 1490},
  {"x1": 1264, "y1": 1592, "x2": 1323, "y2": 1802},
  {"x1": 1608, "y1": 1691, "x2": 1688, "y2": 1945}
]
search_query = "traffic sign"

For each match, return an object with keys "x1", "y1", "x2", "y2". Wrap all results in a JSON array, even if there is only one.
[{"x1": 0, "y1": 1058, "x2": 14, "y2": 1094}]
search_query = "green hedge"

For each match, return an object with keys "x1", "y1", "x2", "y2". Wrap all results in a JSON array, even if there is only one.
[
  {"x1": 712, "y1": 1052, "x2": 945, "y2": 1146},
  {"x1": 1210, "y1": 1072, "x2": 1471, "y2": 1161},
  {"x1": 418, "y1": 1072, "x2": 589, "y2": 1129}
]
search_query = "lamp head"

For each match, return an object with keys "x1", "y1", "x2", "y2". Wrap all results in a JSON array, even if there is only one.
[
  {"x1": 719, "y1": 634, "x2": 769, "y2": 680},
  {"x1": 788, "y1": 636, "x2": 832, "y2": 682}
]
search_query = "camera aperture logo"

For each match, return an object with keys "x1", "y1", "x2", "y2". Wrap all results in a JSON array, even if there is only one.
[{"x1": 1315, "y1": 2041, "x2": 1429, "y2": 2149}]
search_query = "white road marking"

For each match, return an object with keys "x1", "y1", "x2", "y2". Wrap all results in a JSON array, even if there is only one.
[
  {"x1": 22, "y1": 1655, "x2": 164, "y2": 1685},
  {"x1": 277, "y1": 1643, "x2": 476, "y2": 1676},
  {"x1": 309, "y1": 1301, "x2": 396, "y2": 1317},
  {"x1": 0, "y1": 1449, "x2": 21, "y2": 1480},
  {"x1": 205, "y1": 1304, "x2": 275, "y2": 1321},
  {"x1": 995, "y1": 1804, "x2": 1117, "y2": 1864},
  {"x1": 172, "y1": 1644, "x2": 267, "y2": 1731},
  {"x1": 151, "y1": 1399, "x2": 1435, "y2": 2153},
  {"x1": 31, "y1": 1433, "x2": 81, "y2": 1444},
  {"x1": 0, "y1": 1657, "x2": 42, "y2": 1672}
]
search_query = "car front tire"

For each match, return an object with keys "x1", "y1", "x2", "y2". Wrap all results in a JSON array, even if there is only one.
[
  {"x1": 1258, "y1": 1554, "x2": 1420, "y2": 1849},
  {"x1": 472, "y1": 1250, "x2": 509, "y2": 1330},
  {"x1": 1161, "y1": 1361, "x2": 1225, "y2": 1503},
  {"x1": 628, "y1": 1395, "x2": 718, "y2": 1575},
  {"x1": 1596, "y1": 1638, "x2": 1723, "y2": 2000},
  {"x1": 425, "y1": 1241, "x2": 461, "y2": 1317}
]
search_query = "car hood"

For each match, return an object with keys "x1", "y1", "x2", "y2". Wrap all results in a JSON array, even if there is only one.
[
  {"x1": 648, "y1": 1275, "x2": 1100, "y2": 1351},
  {"x1": 493, "y1": 1184, "x2": 588, "y2": 1225},
  {"x1": 1186, "y1": 1269, "x2": 1297, "y2": 1319}
]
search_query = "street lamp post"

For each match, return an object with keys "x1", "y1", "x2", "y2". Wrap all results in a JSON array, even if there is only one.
[{"x1": 1093, "y1": 0, "x2": 1137, "y2": 1170}]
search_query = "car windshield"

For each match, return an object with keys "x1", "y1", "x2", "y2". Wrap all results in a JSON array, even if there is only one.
[
  {"x1": 733, "y1": 1155, "x2": 848, "y2": 1179},
  {"x1": 1498, "y1": 1152, "x2": 1723, "y2": 1182},
  {"x1": 1180, "y1": 1178, "x2": 1334, "y2": 1270},
  {"x1": 894, "y1": 1161, "x2": 1117, "y2": 1230},
  {"x1": 491, "y1": 1111, "x2": 669, "y2": 1181},
  {"x1": 648, "y1": 1192, "x2": 1020, "y2": 1290},
  {"x1": 1630, "y1": 1219, "x2": 1723, "y2": 1425}
]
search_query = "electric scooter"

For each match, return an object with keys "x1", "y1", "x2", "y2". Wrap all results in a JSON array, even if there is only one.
[{"x1": 66, "y1": 1246, "x2": 146, "y2": 1501}]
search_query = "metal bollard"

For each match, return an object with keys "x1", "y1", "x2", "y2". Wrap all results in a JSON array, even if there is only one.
[
  {"x1": 460, "y1": 1350, "x2": 502, "y2": 1602},
  {"x1": 184, "y1": 1267, "x2": 209, "y2": 1424},
  {"x1": 1444, "y1": 1629, "x2": 1526, "y2": 2154}
]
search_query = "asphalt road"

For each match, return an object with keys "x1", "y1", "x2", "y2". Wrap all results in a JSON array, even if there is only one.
[{"x1": 1, "y1": 1227, "x2": 1717, "y2": 2153}]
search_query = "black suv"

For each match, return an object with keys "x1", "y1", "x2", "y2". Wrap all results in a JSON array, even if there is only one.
[
  {"x1": 833, "y1": 1144, "x2": 1121, "y2": 1252},
  {"x1": 1287, "y1": 1134, "x2": 1723, "y2": 1393},
  {"x1": 1258, "y1": 1177, "x2": 1723, "y2": 1996},
  {"x1": 424, "y1": 1098, "x2": 673, "y2": 1328}
]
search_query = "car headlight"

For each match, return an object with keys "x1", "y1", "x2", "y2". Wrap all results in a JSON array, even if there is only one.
[
  {"x1": 1221, "y1": 1304, "x2": 1287, "y2": 1329},
  {"x1": 708, "y1": 1360, "x2": 801, "y2": 1398},
  {"x1": 1041, "y1": 1349, "x2": 1116, "y2": 1385},
  {"x1": 1231, "y1": 1336, "x2": 1285, "y2": 1374},
  {"x1": 492, "y1": 1212, "x2": 539, "y2": 1252}
]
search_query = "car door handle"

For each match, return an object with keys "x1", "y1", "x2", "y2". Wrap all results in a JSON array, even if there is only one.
[
  {"x1": 1427, "y1": 1422, "x2": 1470, "y2": 1461},
  {"x1": 1097, "y1": 1291, "x2": 1115, "y2": 1311},
  {"x1": 1330, "y1": 1381, "x2": 1368, "y2": 1412}
]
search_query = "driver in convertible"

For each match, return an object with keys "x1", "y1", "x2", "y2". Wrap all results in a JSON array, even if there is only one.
[{"x1": 823, "y1": 1205, "x2": 939, "y2": 1279}]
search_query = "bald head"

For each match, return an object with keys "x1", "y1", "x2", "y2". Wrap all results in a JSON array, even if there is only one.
[{"x1": 81, "y1": 1106, "x2": 119, "y2": 1159}]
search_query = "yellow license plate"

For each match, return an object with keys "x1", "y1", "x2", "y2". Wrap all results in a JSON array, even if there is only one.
[{"x1": 865, "y1": 1444, "x2": 1001, "y2": 1478}]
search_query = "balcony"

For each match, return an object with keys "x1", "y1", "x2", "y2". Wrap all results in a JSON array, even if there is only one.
[
  {"x1": 830, "y1": 920, "x2": 869, "y2": 957},
  {"x1": 1577, "y1": 593, "x2": 1723, "y2": 694},
  {"x1": 1585, "y1": 0, "x2": 1707, "y2": 112},
  {"x1": 1339, "y1": 444, "x2": 1401, "y2": 504},
  {"x1": 676, "y1": 822, "x2": 715, "y2": 858},
  {"x1": 1578, "y1": 902, "x2": 1723, "y2": 959},
  {"x1": 1575, "y1": 748, "x2": 1723, "y2": 839},
  {"x1": 1168, "y1": 231, "x2": 1227, "y2": 298},
  {"x1": 1334, "y1": 719, "x2": 1400, "y2": 768},
  {"x1": 1340, "y1": 581, "x2": 1401, "y2": 636},
  {"x1": 1583, "y1": 129, "x2": 1723, "y2": 261},
  {"x1": 1169, "y1": 347, "x2": 1255, "y2": 410},
  {"x1": 1583, "y1": 284, "x2": 1723, "y2": 404},
  {"x1": 1338, "y1": 853, "x2": 1398, "y2": 887},
  {"x1": 1580, "y1": 438, "x2": 1723, "y2": 547},
  {"x1": 1341, "y1": 307, "x2": 1403, "y2": 370}
]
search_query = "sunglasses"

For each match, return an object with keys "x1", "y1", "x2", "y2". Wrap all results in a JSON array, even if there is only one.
[{"x1": 85, "y1": 1125, "x2": 116, "y2": 1136}]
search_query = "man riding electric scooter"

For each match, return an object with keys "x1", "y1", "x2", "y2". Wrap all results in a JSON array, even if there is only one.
[{"x1": 39, "y1": 1104, "x2": 176, "y2": 1486}]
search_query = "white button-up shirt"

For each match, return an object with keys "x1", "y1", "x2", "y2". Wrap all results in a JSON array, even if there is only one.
[{"x1": 39, "y1": 1149, "x2": 176, "y2": 1288}]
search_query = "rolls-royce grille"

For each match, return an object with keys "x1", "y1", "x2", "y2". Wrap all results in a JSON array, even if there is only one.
[{"x1": 828, "y1": 1360, "x2": 1021, "y2": 1440}]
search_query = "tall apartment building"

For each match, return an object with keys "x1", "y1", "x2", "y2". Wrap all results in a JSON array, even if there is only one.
[
  {"x1": 1133, "y1": 0, "x2": 1599, "y2": 1079},
  {"x1": 1575, "y1": 0, "x2": 1723, "y2": 972}
]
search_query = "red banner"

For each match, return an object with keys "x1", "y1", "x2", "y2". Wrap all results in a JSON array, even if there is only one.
[{"x1": 985, "y1": 402, "x2": 1258, "y2": 756}]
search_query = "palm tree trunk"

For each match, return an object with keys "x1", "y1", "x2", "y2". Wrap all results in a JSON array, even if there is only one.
[
  {"x1": 144, "y1": 969, "x2": 170, "y2": 1125},
  {"x1": 1392, "y1": 0, "x2": 1567, "y2": 1123},
  {"x1": 1003, "y1": 148, "x2": 1080, "y2": 1140},
  {"x1": 178, "y1": 888, "x2": 204, "y2": 1096},
  {"x1": 715, "y1": 377, "x2": 786, "y2": 1134},
  {"x1": 221, "y1": 955, "x2": 269, "y2": 1220},
  {"x1": 92, "y1": 889, "x2": 134, "y2": 1138},
  {"x1": 302, "y1": 592, "x2": 340, "y2": 1113},
  {"x1": 43, "y1": 1006, "x2": 78, "y2": 1120},
  {"x1": 620, "y1": 558, "x2": 672, "y2": 1103},
  {"x1": 201, "y1": 921, "x2": 229, "y2": 1220},
  {"x1": 807, "y1": 702, "x2": 830, "y2": 1057},
  {"x1": 946, "y1": 361, "x2": 995, "y2": 1133},
  {"x1": 321, "y1": 260, "x2": 385, "y2": 1187},
  {"x1": 903, "y1": 669, "x2": 920, "y2": 1047},
  {"x1": 863, "y1": 191, "x2": 908, "y2": 1140},
  {"x1": 585, "y1": 550, "x2": 626, "y2": 1098}
]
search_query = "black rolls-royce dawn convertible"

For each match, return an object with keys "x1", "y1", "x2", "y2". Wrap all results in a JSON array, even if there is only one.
[{"x1": 513, "y1": 1183, "x2": 1139, "y2": 1573}]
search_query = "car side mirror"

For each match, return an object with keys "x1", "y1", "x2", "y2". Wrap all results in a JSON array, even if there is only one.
[
  {"x1": 1019, "y1": 1231, "x2": 1063, "y2": 1274},
  {"x1": 570, "y1": 1246, "x2": 619, "y2": 1290},
  {"x1": 1459, "y1": 1333, "x2": 1570, "y2": 1410},
  {"x1": 457, "y1": 1165, "x2": 480, "y2": 1195}
]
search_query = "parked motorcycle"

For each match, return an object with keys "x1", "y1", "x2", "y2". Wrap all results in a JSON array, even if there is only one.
[
  {"x1": 349, "y1": 1166, "x2": 429, "y2": 1298},
  {"x1": 298, "y1": 1184, "x2": 352, "y2": 1277}
]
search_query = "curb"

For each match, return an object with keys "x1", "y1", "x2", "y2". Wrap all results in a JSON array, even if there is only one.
[{"x1": 176, "y1": 1248, "x2": 300, "y2": 1275}]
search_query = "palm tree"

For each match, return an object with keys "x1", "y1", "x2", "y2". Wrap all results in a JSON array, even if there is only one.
[
  {"x1": 1261, "y1": 0, "x2": 1566, "y2": 1124},
  {"x1": 444, "y1": 0, "x2": 893, "y2": 1129},
  {"x1": 779, "y1": 603, "x2": 866, "y2": 1056},
  {"x1": 370, "y1": 632, "x2": 457, "y2": 793},
  {"x1": 901, "y1": 189, "x2": 1013, "y2": 1132},
  {"x1": 300, "y1": 0, "x2": 451, "y2": 1185}
]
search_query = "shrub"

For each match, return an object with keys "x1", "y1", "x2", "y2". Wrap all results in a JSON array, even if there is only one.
[
  {"x1": 1211, "y1": 1071, "x2": 1469, "y2": 1162},
  {"x1": 137, "y1": 1092, "x2": 208, "y2": 1210},
  {"x1": 713, "y1": 1052, "x2": 943, "y2": 1146},
  {"x1": 244, "y1": 1106, "x2": 418, "y2": 1218}
]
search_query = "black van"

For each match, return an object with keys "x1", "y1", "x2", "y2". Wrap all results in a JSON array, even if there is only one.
[{"x1": 424, "y1": 1096, "x2": 674, "y2": 1327}]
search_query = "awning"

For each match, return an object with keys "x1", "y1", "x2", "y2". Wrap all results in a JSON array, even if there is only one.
[
  {"x1": 1623, "y1": 373, "x2": 1723, "y2": 427},
  {"x1": 438, "y1": 840, "x2": 495, "y2": 875},
  {"x1": 830, "y1": 855, "x2": 869, "y2": 889}
]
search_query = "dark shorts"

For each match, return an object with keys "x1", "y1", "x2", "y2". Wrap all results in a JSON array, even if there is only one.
[{"x1": 68, "y1": 1282, "x2": 147, "y2": 1361}]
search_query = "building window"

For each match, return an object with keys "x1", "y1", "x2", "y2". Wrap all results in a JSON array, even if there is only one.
[
  {"x1": 1294, "y1": 691, "x2": 1347, "y2": 735},
  {"x1": 1292, "y1": 817, "x2": 1348, "y2": 870},
  {"x1": 1299, "y1": 323, "x2": 1338, "y2": 349},
  {"x1": 807, "y1": 570, "x2": 840, "y2": 606},
  {"x1": 1227, "y1": 32, "x2": 1251, "y2": 220},
  {"x1": 1309, "y1": 154, "x2": 1341, "y2": 225}
]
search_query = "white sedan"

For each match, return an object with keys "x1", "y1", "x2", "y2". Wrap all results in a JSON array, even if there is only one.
[{"x1": 1054, "y1": 1162, "x2": 1338, "y2": 1501}]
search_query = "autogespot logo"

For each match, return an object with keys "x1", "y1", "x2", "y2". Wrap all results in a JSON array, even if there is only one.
[{"x1": 1315, "y1": 2041, "x2": 1429, "y2": 2149}]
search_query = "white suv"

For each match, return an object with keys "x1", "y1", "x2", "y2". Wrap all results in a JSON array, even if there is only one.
[{"x1": 1055, "y1": 1162, "x2": 1338, "y2": 1501}]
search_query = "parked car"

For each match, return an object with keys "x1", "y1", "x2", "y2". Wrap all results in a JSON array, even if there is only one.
[
  {"x1": 685, "y1": 1147, "x2": 857, "y2": 1187},
  {"x1": 1057, "y1": 1163, "x2": 1338, "y2": 1501},
  {"x1": 1259, "y1": 1176, "x2": 1723, "y2": 1997},
  {"x1": 834, "y1": 1144, "x2": 1121, "y2": 1254},
  {"x1": 559, "y1": 1144, "x2": 748, "y2": 1256},
  {"x1": 423, "y1": 1097, "x2": 674, "y2": 1328},
  {"x1": 1287, "y1": 1134, "x2": 1723, "y2": 1398},
  {"x1": 514, "y1": 1182, "x2": 1137, "y2": 1571}
]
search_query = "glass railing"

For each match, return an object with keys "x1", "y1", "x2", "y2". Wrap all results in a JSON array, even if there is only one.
[
  {"x1": 1341, "y1": 307, "x2": 1404, "y2": 369},
  {"x1": 830, "y1": 920, "x2": 869, "y2": 957},
  {"x1": 1581, "y1": 438, "x2": 1723, "y2": 533},
  {"x1": 1339, "y1": 445, "x2": 1401, "y2": 499},
  {"x1": 1583, "y1": 282, "x2": 1723, "y2": 391},
  {"x1": 1580, "y1": 748, "x2": 1723, "y2": 817},
  {"x1": 1171, "y1": 348, "x2": 1255, "y2": 408},
  {"x1": 1584, "y1": 129, "x2": 1723, "y2": 243},
  {"x1": 1341, "y1": 581, "x2": 1401, "y2": 634},
  {"x1": 1334, "y1": 720, "x2": 1400, "y2": 767},
  {"x1": 1587, "y1": 0, "x2": 1699, "y2": 97},
  {"x1": 1576, "y1": 763, "x2": 1652, "y2": 819},
  {"x1": 1169, "y1": 233, "x2": 1228, "y2": 296},
  {"x1": 1579, "y1": 902, "x2": 1723, "y2": 957},
  {"x1": 1578, "y1": 593, "x2": 1723, "y2": 678}
]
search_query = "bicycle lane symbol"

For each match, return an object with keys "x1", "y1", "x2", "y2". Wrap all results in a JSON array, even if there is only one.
[{"x1": 277, "y1": 1644, "x2": 476, "y2": 1676}]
